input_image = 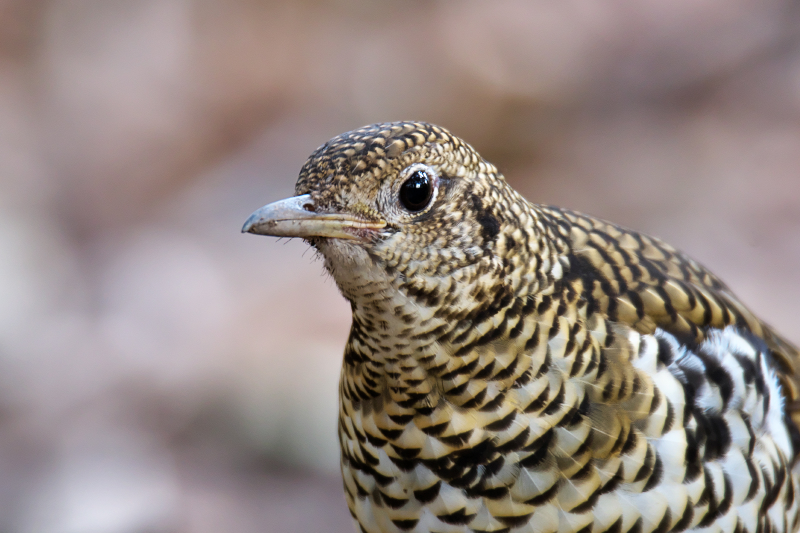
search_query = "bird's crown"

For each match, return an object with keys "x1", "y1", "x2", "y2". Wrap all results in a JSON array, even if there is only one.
[{"x1": 294, "y1": 121, "x2": 504, "y2": 239}]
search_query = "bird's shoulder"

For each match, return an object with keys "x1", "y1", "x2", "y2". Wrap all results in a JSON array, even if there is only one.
[{"x1": 537, "y1": 204, "x2": 800, "y2": 418}]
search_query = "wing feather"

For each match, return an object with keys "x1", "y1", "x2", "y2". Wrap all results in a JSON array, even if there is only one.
[{"x1": 540, "y1": 206, "x2": 800, "y2": 429}]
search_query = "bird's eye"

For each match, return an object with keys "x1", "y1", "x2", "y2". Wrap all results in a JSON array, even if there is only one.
[{"x1": 399, "y1": 170, "x2": 434, "y2": 212}]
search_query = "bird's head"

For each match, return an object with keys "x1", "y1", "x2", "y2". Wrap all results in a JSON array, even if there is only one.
[{"x1": 244, "y1": 122, "x2": 548, "y2": 328}]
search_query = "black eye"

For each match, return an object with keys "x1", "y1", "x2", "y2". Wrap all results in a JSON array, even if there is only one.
[{"x1": 399, "y1": 170, "x2": 434, "y2": 212}]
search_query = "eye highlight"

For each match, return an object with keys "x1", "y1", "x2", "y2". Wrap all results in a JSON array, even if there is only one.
[{"x1": 399, "y1": 170, "x2": 434, "y2": 212}]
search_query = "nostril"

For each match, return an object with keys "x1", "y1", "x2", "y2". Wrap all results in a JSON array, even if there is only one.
[{"x1": 304, "y1": 203, "x2": 317, "y2": 212}]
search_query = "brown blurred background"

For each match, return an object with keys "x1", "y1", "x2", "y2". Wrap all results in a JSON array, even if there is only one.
[{"x1": 1, "y1": 1, "x2": 800, "y2": 531}]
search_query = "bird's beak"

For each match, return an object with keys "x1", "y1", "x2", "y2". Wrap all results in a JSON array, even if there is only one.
[{"x1": 242, "y1": 194, "x2": 386, "y2": 240}]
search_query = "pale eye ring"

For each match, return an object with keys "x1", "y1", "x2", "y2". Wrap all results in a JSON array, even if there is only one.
[{"x1": 399, "y1": 170, "x2": 434, "y2": 212}]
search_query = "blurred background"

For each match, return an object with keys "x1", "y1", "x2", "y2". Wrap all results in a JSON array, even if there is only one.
[{"x1": 1, "y1": 0, "x2": 800, "y2": 531}]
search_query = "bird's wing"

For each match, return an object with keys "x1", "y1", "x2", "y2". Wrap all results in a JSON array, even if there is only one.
[{"x1": 539, "y1": 206, "x2": 800, "y2": 425}]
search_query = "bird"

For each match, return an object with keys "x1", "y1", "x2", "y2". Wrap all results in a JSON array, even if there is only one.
[{"x1": 243, "y1": 122, "x2": 800, "y2": 533}]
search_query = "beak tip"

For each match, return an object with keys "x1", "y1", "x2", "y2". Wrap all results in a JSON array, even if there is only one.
[{"x1": 241, "y1": 215, "x2": 258, "y2": 234}]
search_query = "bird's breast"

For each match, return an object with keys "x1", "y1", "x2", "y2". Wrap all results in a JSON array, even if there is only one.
[{"x1": 338, "y1": 316, "x2": 800, "y2": 533}]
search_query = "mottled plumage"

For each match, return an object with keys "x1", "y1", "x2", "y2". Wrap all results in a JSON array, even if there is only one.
[{"x1": 243, "y1": 122, "x2": 800, "y2": 533}]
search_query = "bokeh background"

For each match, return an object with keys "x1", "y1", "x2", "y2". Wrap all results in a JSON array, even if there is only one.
[{"x1": 2, "y1": 1, "x2": 800, "y2": 531}]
